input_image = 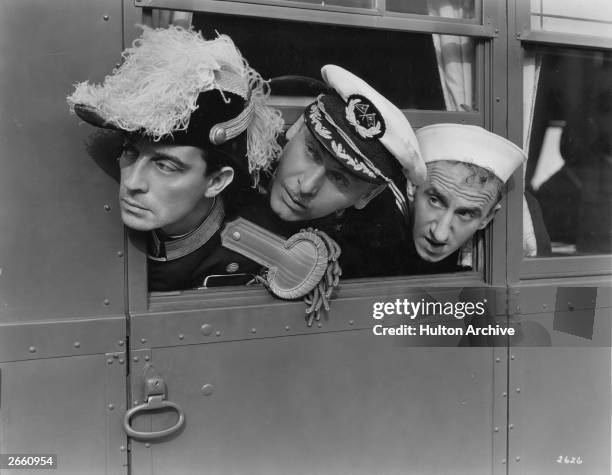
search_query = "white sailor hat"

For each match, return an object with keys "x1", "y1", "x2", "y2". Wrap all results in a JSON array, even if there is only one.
[
  {"x1": 415, "y1": 124, "x2": 526, "y2": 182},
  {"x1": 303, "y1": 65, "x2": 426, "y2": 185}
]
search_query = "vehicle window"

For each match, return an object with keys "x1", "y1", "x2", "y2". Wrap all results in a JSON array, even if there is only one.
[
  {"x1": 524, "y1": 47, "x2": 612, "y2": 256},
  {"x1": 193, "y1": 12, "x2": 461, "y2": 110},
  {"x1": 530, "y1": 0, "x2": 612, "y2": 39},
  {"x1": 386, "y1": 0, "x2": 477, "y2": 20}
]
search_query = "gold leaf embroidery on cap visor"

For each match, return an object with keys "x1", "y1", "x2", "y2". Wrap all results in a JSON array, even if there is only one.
[
  {"x1": 330, "y1": 141, "x2": 377, "y2": 179},
  {"x1": 308, "y1": 105, "x2": 332, "y2": 139}
]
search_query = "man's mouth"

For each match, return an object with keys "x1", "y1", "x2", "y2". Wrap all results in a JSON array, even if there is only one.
[
  {"x1": 283, "y1": 186, "x2": 308, "y2": 211},
  {"x1": 120, "y1": 197, "x2": 149, "y2": 212},
  {"x1": 424, "y1": 236, "x2": 445, "y2": 248}
]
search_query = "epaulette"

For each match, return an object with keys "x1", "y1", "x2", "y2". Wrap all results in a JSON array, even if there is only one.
[{"x1": 221, "y1": 218, "x2": 342, "y2": 326}]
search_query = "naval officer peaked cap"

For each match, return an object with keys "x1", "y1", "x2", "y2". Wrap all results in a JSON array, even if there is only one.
[
  {"x1": 415, "y1": 124, "x2": 527, "y2": 182},
  {"x1": 303, "y1": 65, "x2": 426, "y2": 185}
]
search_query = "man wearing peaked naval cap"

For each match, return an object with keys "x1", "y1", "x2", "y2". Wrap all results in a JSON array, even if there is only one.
[
  {"x1": 268, "y1": 64, "x2": 426, "y2": 223},
  {"x1": 406, "y1": 123, "x2": 527, "y2": 266},
  {"x1": 67, "y1": 25, "x2": 284, "y2": 291}
]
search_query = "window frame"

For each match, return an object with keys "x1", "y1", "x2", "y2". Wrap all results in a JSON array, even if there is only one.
[
  {"x1": 509, "y1": 0, "x2": 612, "y2": 282},
  {"x1": 123, "y1": 0, "x2": 512, "y2": 316}
]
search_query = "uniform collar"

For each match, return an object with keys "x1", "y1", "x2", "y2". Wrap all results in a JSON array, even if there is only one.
[{"x1": 148, "y1": 197, "x2": 225, "y2": 262}]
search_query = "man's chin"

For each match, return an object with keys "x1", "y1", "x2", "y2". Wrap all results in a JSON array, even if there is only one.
[
  {"x1": 120, "y1": 213, "x2": 156, "y2": 232},
  {"x1": 415, "y1": 244, "x2": 448, "y2": 263}
]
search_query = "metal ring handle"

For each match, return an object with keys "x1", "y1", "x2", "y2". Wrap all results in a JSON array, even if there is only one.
[{"x1": 123, "y1": 396, "x2": 185, "y2": 441}]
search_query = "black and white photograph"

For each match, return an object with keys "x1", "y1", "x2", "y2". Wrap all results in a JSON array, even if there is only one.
[{"x1": 0, "y1": 0, "x2": 610, "y2": 473}]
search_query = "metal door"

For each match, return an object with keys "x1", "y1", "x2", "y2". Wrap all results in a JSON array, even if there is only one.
[
  {"x1": 0, "y1": 1, "x2": 128, "y2": 473},
  {"x1": 126, "y1": 285, "x2": 508, "y2": 474}
]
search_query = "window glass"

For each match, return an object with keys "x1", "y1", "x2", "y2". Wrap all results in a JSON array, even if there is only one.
[
  {"x1": 193, "y1": 12, "x2": 479, "y2": 110},
  {"x1": 221, "y1": 0, "x2": 374, "y2": 9},
  {"x1": 530, "y1": 0, "x2": 612, "y2": 39},
  {"x1": 525, "y1": 47, "x2": 612, "y2": 256},
  {"x1": 386, "y1": 0, "x2": 477, "y2": 20}
]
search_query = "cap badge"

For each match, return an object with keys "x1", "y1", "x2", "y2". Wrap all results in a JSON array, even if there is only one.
[{"x1": 345, "y1": 95, "x2": 384, "y2": 140}]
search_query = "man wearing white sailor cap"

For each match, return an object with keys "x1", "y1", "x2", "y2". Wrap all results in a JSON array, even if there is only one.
[
  {"x1": 406, "y1": 124, "x2": 527, "y2": 264},
  {"x1": 268, "y1": 64, "x2": 426, "y2": 223}
]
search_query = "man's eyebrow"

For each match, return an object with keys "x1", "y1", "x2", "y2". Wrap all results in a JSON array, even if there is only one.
[{"x1": 425, "y1": 185, "x2": 448, "y2": 207}]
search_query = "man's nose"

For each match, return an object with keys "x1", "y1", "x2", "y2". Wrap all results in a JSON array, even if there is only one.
[
  {"x1": 121, "y1": 157, "x2": 149, "y2": 193},
  {"x1": 298, "y1": 164, "x2": 325, "y2": 196},
  {"x1": 430, "y1": 211, "x2": 452, "y2": 243}
]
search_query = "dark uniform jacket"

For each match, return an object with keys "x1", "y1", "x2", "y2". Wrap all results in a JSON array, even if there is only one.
[{"x1": 148, "y1": 197, "x2": 261, "y2": 291}]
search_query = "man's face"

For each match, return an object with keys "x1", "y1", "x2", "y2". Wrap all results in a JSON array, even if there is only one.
[
  {"x1": 269, "y1": 123, "x2": 379, "y2": 221},
  {"x1": 118, "y1": 137, "x2": 212, "y2": 235},
  {"x1": 410, "y1": 161, "x2": 499, "y2": 262}
]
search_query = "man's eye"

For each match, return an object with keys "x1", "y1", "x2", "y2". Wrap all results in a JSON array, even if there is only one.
[
  {"x1": 155, "y1": 160, "x2": 180, "y2": 173},
  {"x1": 457, "y1": 210, "x2": 475, "y2": 221},
  {"x1": 329, "y1": 171, "x2": 348, "y2": 186},
  {"x1": 119, "y1": 143, "x2": 138, "y2": 160},
  {"x1": 428, "y1": 195, "x2": 442, "y2": 207}
]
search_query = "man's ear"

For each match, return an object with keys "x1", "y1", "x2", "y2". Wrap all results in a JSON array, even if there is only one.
[
  {"x1": 405, "y1": 179, "x2": 417, "y2": 203},
  {"x1": 204, "y1": 166, "x2": 235, "y2": 198},
  {"x1": 354, "y1": 184, "x2": 386, "y2": 210},
  {"x1": 285, "y1": 116, "x2": 305, "y2": 141},
  {"x1": 477, "y1": 203, "x2": 502, "y2": 230}
]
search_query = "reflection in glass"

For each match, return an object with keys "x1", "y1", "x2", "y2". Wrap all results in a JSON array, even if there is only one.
[
  {"x1": 387, "y1": 0, "x2": 476, "y2": 20},
  {"x1": 525, "y1": 48, "x2": 612, "y2": 256},
  {"x1": 530, "y1": 0, "x2": 612, "y2": 39}
]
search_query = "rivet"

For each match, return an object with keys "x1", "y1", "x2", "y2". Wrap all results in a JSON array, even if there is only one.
[
  {"x1": 145, "y1": 443, "x2": 151, "y2": 448},
  {"x1": 232, "y1": 231, "x2": 241, "y2": 241},
  {"x1": 568, "y1": 302, "x2": 574, "y2": 310},
  {"x1": 510, "y1": 355, "x2": 515, "y2": 360},
  {"x1": 118, "y1": 358, "x2": 124, "y2": 364},
  {"x1": 133, "y1": 401, "x2": 139, "y2": 406},
  {"x1": 495, "y1": 97, "x2": 501, "y2": 102},
  {"x1": 140, "y1": 338, "x2": 147, "y2": 344},
  {"x1": 201, "y1": 384, "x2": 214, "y2": 396},
  {"x1": 251, "y1": 328, "x2": 256, "y2": 334},
  {"x1": 494, "y1": 28, "x2": 499, "y2": 34},
  {"x1": 502, "y1": 459, "x2": 507, "y2": 464},
  {"x1": 494, "y1": 427, "x2": 499, "y2": 432},
  {"x1": 285, "y1": 326, "x2": 290, "y2": 331},
  {"x1": 117, "y1": 251, "x2": 123, "y2": 257},
  {"x1": 516, "y1": 387, "x2": 521, "y2": 393},
  {"x1": 200, "y1": 324, "x2": 213, "y2": 336},
  {"x1": 102, "y1": 14, "x2": 110, "y2": 21},
  {"x1": 118, "y1": 340, "x2": 124, "y2": 346},
  {"x1": 107, "y1": 358, "x2": 114, "y2": 364},
  {"x1": 349, "y1": 320, "x2": 354, "y2": 325},
  {"x1": 144, "y1": 355, "x2": 150, "y2": 361},
  {"x1": 113, "y1": 353, "x2": 119, "y2": 359},
  {"x1": 502, "y1": 392, "x2": 507, "y2": 398},
  {"x1": 104, "y1": 299, "x2": 110, "y2": 306},
  {"x1": 509, "y1": 424, "x2": 514, "y2": 429},
  {"x1": 120, "y1": 446, "x2": 126, "y2": 452},
  {"x1": 133, "y1": 356, "x2": 139, "y2": 362},
  {"x1": 542, "y1": 304, "x2": 547, "y2": 309},
  {"x1": 108, "y1": 404, "x2": 114, "y2": 410},
  {"x1": 215, "y1": 330, "x2": 221, "y2": 337},
  {"x1": 28, "y1": 346, "x2": 36, "y2": 353},
  {"x1": 74, "y1": 341, "x2": 81, "y2": 348},
  {"x1": 178, "y1": 334, "x2": 184, "y2": 340},
  {"x1": 104, "y1": 204, "x2": 111, "y2": 212},
  {"x1": 515, "y1": 456, "x2": 521, "y2": 462},
  {"x1": 495, "y1": 357, "x2": 500, "y2": 363}
]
